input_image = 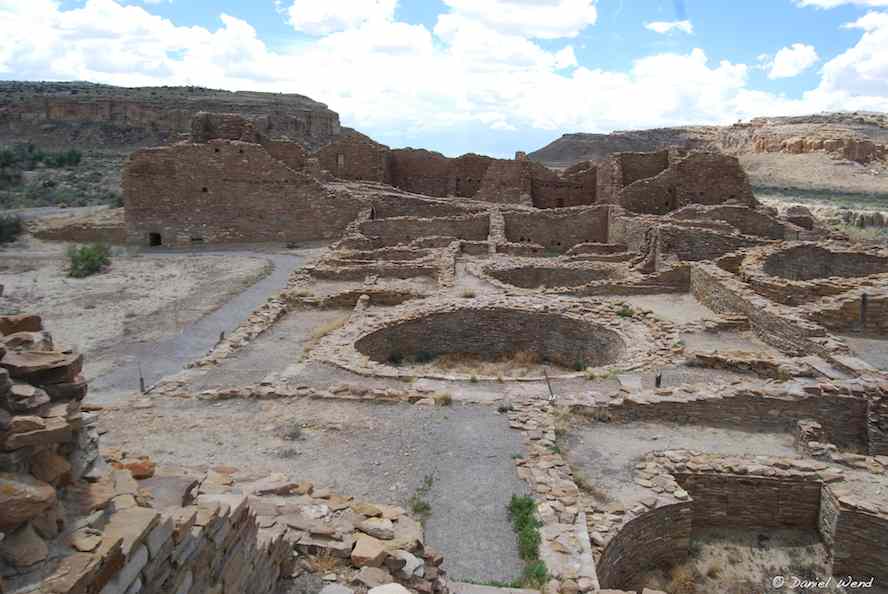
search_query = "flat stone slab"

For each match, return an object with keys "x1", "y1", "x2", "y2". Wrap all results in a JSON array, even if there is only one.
[{"x1": 450, "y1": 582, "x2": 540, "y2": 594}]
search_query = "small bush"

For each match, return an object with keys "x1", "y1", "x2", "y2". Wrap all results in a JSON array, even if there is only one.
[
  {"x1": 0, "y1": 215, "x2": 23, "y2": 244},
  {"x1": 521, "y1": 561, "x2": 549, "y2": 589},
  {"x1": 414, "y1": 351, "x2": 435, "y2": 364},
  {"x1": 66, "y1": 243, "x2": 111, "y2": 278},
  {"x1": 460, "y1": 289, "x2": 476, "y2": 298},
  {"x1": 388, "y1": 352, "x2": 404, "y2": 366},
  {"x1": 616, "y1": 304, "x2": 635, "y2": 318},
  {"x1": 433, "y1": 392, "x2": 453, "y2": 407}
]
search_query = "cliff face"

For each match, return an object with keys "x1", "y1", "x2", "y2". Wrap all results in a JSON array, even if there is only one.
[
  {"x1": 0, "y1": 81, "x2": 341, "y2": 151},
  {"x1": 530, "y1": 113, "x2": 888, "y2": 168}
]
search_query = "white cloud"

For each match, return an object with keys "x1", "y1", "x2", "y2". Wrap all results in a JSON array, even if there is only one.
[
  {"x1": 285, "y1": 0, "x2": 397, "y2": 35},
  {"x1": 814, "y1": 11, "x2": 888, "y2": 97},
  {"x1": 762, "y1": 43, "x2": 819, "y2": 79},
  {"x1": 440, "y1": 0, "x2": 598, "y2": 39},
  {"x1": 794, "y1": 0, "x2": 888, "y2": 8},
  {"x1": 1, "y1": 0, "x2": 888, "y2": 154},
  {"x1": 644, "y1": 20, "x2": 694, "y2": 35}
]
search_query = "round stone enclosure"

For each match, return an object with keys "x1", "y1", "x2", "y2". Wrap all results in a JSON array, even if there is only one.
[
  {"x1": 485, "y1": 265, "x2": 626, "y2": 289},
  {"x1": 354, "y1": 307, "x2": 627, "y2": 370},
  {"x1": 763, "y1": 244, "x2": 888, "y2": 281}
]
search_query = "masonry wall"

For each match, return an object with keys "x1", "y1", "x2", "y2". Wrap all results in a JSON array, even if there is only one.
[
  {"x1": 820, "y1": 490, "x2": 888, "y2": 586},
  {"x1": 388, "y1": 149, "x2": 454, "y2": 197},
  {"x1": 669, "y1": 204, "x2": 796, "y2": 240},
  {"x1": 657, "y1": 224, "x2": 769, "y2": 263},
  {"x1": 357, "y1": 213, "x2": 490, "y2": 246},
  {"x1": 596, "y1": 503, "x2": 692, "y2": 590},
  {"x1": 503, "y1": 207, "x2": 610, "y2": 252},
  {"x1": 314, "y1": 132, "x2": 391, "y2": 183},
  {"x1": 676, "y1": 474, "x2": 823, "y2": 529},
  {"x1": 124, "y1": 141, "x2": 367, "y2": 246},
  {"x1": 474, "y1": 160, "x2": 533, "y2": 205},
  {"x1": 690, "y1": 263, "x2": 833, "y2": 357},
  {"x1": 593, "y1": 389, "x2": 869, "y2": 452}
]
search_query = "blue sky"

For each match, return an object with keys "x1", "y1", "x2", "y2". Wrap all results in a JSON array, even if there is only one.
[{"x1": 4, "y1": 1, "x2": 888, "y2": 157}]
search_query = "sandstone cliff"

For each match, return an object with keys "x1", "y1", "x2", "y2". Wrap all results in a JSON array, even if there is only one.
[
  {"x1": 0, "y1": 81, "x2": 341, "y2": 151},
  {"x1": 530, "y1": 113, "x2": 888, "y2": 168}
]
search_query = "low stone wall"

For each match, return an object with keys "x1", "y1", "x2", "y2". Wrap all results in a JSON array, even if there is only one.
[
  {"x1": 358, "y1": 214, "x2": 490, "y2": 247},
  {"x1": 820, "y1": 489, "x2": 888, "y2": 587},
  {"x1": 739, "y1": 243, "x2": 888, "y2": 306},
  {"x1": 573, "y1": 383, "x2": 870, "y2": 452},
  {"x1": 503, "y1": 207, "x2": 610, "y2": 252},
  {"x1": 690, "y1": 262, "x2": 842, "y2": 357},
  {"x1": 595, "y1": 503, "x2": 692, "y2": 590},
  {"x1": 668, "y1": 204, "x2": 798, "y2": 240},
  {"x1": 676, "y1": 473, "x2": 822, "y2": 529}
]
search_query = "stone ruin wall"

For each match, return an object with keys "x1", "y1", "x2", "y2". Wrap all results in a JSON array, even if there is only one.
[
  {"x1": 315, "y1": 132, "x2": 392, "y2": 183},
  {"x1": 502, "y1": 207, "x2": 610, "y2": 252},
  {"x1": 594, "y1": 502, "x2": 691, "y2": 590},
  {"x1": 0, "y1": 314, "x2": 293, "y2": 594},
  {"x1": 123, "y1": 140, "x2": 367, "y2": 247},
  {"x1": 598, "y1": 151, "x2": 757, "y2": 215}
]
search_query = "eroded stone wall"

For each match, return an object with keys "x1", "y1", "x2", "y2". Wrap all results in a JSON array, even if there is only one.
[
  {"x1": 124, "y1": 140, "x2": 366, "y2": 246},
  {"x1": 503, "y1": 207, "x2": 610, "y2": 252}
]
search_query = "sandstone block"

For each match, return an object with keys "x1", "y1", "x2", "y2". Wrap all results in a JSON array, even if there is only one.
[
  {"x1": 0, "y1": 331, "x2": 53, "y2": 352},
  {"x1": 0, "y1": 314, "x2": 42, "y2": 336},
  {"x1": 352, "y1": 534, "x2": 388, "y2": 567},
  {"x1": 1, "y1": 350, "x2": 83, "y2": 386},
  {"x1": 6, "y1": 383, "x2": 50, "y2": 413},
  {"x1": 358, "y1": 517, "x2": 395, "y2": 540},
  {"x1": 0, "y1": 522, "x2": 48, "y2": 568},
  {"x1": 355, "y1": 566, "x2": 393, "y2": 588},
  {"x1": 0, "y1": 472, "x2": 56, "y2": 529},
  {"x1": 368, "y1": 584, "x2": 411, "y2": 594},
  {"x1": 30, "y1": 449, "x2": 73, "y2": 486},
  {"x1": 43, "y1": 374, "x2": 89, "y2": 401}
]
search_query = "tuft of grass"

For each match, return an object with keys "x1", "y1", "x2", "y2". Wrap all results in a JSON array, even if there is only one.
[
  {"x1": 508, "y1": 495, "x2": 541, "y2": 561},
  {"x1": 668, "y1": 564, "x2": 698, "y2": 594},
  {"x1": 309, "y1": 316, "x2": 348, "y2": 341},
  {"x1": 616, "y1": 304, "x2": 635, "y2": 318},
  {"x1": 469, "y1": 375, "x2": 479, "y2": 383},
  {"x1": 433, "y1": 392, "x2": 453, "y2": 407},
  {"x1": 0, "y1": 214, "x2": 23, "y2": 244},
  {"x1": 460, "y1": 289, "x2": 477, "y2": 298},
  {"x1": 66, "y1": 243, "x2": 111, "y2": 278},
  {"x1": 521, "y1": 561, "x2": 549, "y2": 589},
  {"x1": 409, "y1": 473, "x2": 435, "y2": 519}
]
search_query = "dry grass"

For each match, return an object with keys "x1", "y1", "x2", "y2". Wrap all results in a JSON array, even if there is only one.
[
  {"x1": 433, "y1": 392, "x2": 453, "y2": 406},
  {"x1": 573, "y1": 471, "x2": 611, "y2": 503},
  {"x1": 309, "y1": 316, "x2": 348, "y2": 341},
  {"x1": 461, "y1": 289, "x2": 477, "y2": 298},
  {"x1": 420, "y1": 349, "x2": 551, "y2": 378},
  {"x1": 668, "y1": 564, "x2": 699, "y2": 594},
  {"x1": 310, "y1": 551, "x2": 340, "y2": 572}
]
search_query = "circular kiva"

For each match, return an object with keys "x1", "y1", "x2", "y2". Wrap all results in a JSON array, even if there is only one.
[
  {"x1": 484, "y1": 263, "x2": 627, "y2": 289},
  {"x1": 310, "y1": 295, "x2": 676, "y2": 381},
  {"x1": 739, "y1": 242, "x2": 888, "y2": 306}
]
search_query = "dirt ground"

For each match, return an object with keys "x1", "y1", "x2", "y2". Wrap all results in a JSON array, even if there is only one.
[
  {"x1": 563, "y1": 421, "x2": 797, "y2": 507},
  {"x1": 99, "y1": 397, "x2": 529, "y2": 583},
  {"x1": 636, "y1": 527, "x2": 838, "y2": 594}
]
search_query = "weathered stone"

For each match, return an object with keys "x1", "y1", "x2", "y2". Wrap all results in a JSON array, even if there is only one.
[
  {"x1": 7, "y1": 383, "x2": 50, "y2": 413},
  {"x1": 0, "y1": 522, "x2": 48, "y2": 568},
  {"x1": 30, "y1": 449, "x2": 73, "y2": 486},
  {"x1": 0, "y1": 472, "x2": 56, "y2": 529},
  {"x1": 391, "y1": 550, "x2": 424, "y2": 578},
  {"x1": 352, "y1": 502, "x2": 383, "y2": 517},
  {"x1": 354, "y1": 566, "x2": 393, "y2": 588},
  {"x1": 358, "y1": 517, "x2": 395, "y2": 540},
  {"x1": 0, "y1": 314, "x2": 42, "y2": 336},
  {"x1": 70, "y1": 527, "x2": 103, "y2": 552},
  {"x1": 0, "y1": 331, "x2": 53, "y2": 352},
  {"x1": 368, "y1": 584, "x2": 411, "y2": 594},
  {"x1": 320, "y1": 585, "x2": 354, "y2": 594},
  {"x1": 0, "y1": 350, "x2": 83, "y2": 385},
  {"x1": 352, "y1": 533, "x2": 388, "y2": 567}
]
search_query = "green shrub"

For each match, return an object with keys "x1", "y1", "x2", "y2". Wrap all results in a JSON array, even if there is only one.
[
  {"x1": 0, "y1": 215, "x2": 22, "y2": 244},
  {"x1": 508, "y1": 495, "x2": 541, "y2": 561},
  {"x1": 67, "y1": 243, "x2": 111, "y2": 278}
]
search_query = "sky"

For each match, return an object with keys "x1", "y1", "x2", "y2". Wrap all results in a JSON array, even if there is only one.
[{"x1": 1, "y1": 1, "x2": 887, "y2": 157}]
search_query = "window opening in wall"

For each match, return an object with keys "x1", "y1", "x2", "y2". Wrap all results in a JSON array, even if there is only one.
[
  {"x1": 337, "y1": 153, "x2": 345, "y2": 171},
  {"x1": 148, "y1": 232, "x2": 162, "y2": 247},
  {"x1": 191, "y1": 237, "x2": 205, "y2": 244},
  {"x1": 214, "y1": 148, "x2": 220, "y2": 153},
  {"x1": 202, "y1": 187, "x2": 209, "y2": 193}
]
